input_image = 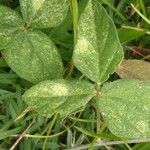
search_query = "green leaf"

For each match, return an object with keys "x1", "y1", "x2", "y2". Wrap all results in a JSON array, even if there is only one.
[
  {"x1": 0, "y1": 127, "x2": 23, "y2": 140},
  {"x1": 98, "y1": 79, "x2": 150, "y2": 138},
  {"x1": 23, "y1": 79, "x2": 95, "y2": 117},
  {"x1": 118, "y1": 26, "x2": 146, "y2": 43},
  {"x1": 73, "y1": 0, "x2": 123, "y2": 84},
  {"x1": 0, "y1": 5, "x2": 23, "y2": 49},
  {"x1": 19, "y1": 0, "x2": 69, "y2": 28},
  {"x1": 0, "y1": 73, "x2": 17, "y2": 84},
  {"x1": 74, "y1": 126, "x2": 98, "y2": 137},
  {"x1": 3, "y1": 30, "x2": 63, "y2": 83}
]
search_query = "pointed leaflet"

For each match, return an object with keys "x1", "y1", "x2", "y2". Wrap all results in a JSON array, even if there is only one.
[
  {"x1": 98, "y1": 79, "x2": 150, "y2": 138},
  {"x1": 73, "y1": 0, "x2": 123, "y2": 84},
  {"x1": 0, "y1": 5, "x2": 23, "y2": 49},
  {"x1": 3, "y1": 30, "x2": 63, "y2": 83},
  {"x1": 23, "y1": 80, "x2": 95, "y2": 117},
  {"x1": 19, "y1": 0, "x2": 69, "y2": 28}
]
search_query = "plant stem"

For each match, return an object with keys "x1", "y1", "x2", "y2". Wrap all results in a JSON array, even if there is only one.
[
  {"x1": 42, "y1": 113, "x2": 58, "y2": 150},
  {"x1": 67, "y1": 0, "x2": 78, "y2": 78},
  {"x1": 66, "y1": 138, "x2": 150, "y2": 150},
  {"x1": 96, "y1": 102, "x2": 101, "y2": 132},
  {"x1": 131, "y1": 3, "x2": 150, "y2": 24},
  {"x1": 95, "y1": 83, "x2": 101, "y2": 132}
]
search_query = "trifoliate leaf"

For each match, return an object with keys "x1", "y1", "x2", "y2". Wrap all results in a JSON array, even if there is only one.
[
  {"x1": 98, "y1": 79, "x2": 150, "y2": 138},
  {"x1": 73, "y1": 0, "x2": 123, "y2": 84},
  {"x1": 23, "y1": 79, "x2": 95, "y2": 117}
]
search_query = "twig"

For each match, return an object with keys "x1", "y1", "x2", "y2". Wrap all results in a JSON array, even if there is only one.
[
  {"x1": 131, "y1": 3, "x2": 150, "y2": 24},
  {"x1": 65, "y1": 138, "x2": 150, "y2": 150},
  {"x1": 9, "y1": 120, "x2": 34, "y2": 150},
  {"x1": 125, "y1": 45, "x2": 150, "y2": 57},
  {"x1": 14, "y1": 107, "x2": 31, "y2": 122}
]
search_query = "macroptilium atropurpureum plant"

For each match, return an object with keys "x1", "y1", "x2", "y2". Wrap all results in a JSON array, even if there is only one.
[{"x1": 0, "y1": 0, "x2": 150, "y2": 139}]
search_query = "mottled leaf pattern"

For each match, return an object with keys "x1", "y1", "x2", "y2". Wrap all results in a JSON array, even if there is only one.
[
  {"x1": 116, "y1": 59, "x2": 150, "y2": 81},
  {"x1": 19, "y1": 0, "x2": 69, "y2": 28},
  {"x1": 3, "y1": 30, "x2": 63, "y2": 83},
  {"x1": 98, "y1": 79, "x2": 150, "y2": 138},
  {"x1": 0, "y1": 4, "x2": 64, "y2": 83},
  {"x1": 0, "y1": 5, "x2": 23, "y2": 48},
  {"x1": 1, "y1": 0, "x2": 150, "y2": 140},
  {"x1": 73, "y1": 0, "x2": 123, "y2": 83},
  {"x1": 23, "y1": 80, "x2": 95, "y2": 117}
]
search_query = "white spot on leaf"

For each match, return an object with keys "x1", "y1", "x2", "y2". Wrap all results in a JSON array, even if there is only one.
[{"x1": 51, "y1": 83, "x2": 68, "y2": 96}]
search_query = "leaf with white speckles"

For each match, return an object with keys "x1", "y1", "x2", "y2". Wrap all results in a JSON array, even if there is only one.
[
  {"x1": 19, "y1": 0, "x2": 69, "y2": 28},
  {"x1": 73, "y1": 0, "x2": 123, "y2": 84},
  {"x1": 3, "y1": 30, "x2": 64, "y2": 83},
  {"x1": 98, "y1": 79, "x2": 150, "y2": 138},
  {"x1": 23, "y1": 79, "x2": 95, "y2": 117},
  {"x1": 0, "y1": 5, "x2": 23, "y2": 49}
]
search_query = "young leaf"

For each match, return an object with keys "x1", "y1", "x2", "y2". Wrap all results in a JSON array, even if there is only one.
[
  {"x1": 73, "y1": 0, "x2": 123, "y2": 84},
  {"x1": 19, "y1": 0, "x2": 69, "y2": 28},
  {"x1": 3, "y1": 30, "x2": 63, "y2": 83},
  {"x1": 98, "y1": 79, "x2": 150, "y2": 138},
  {"x1": 116, "y1": 59, "x2": 150, "y2": 81},
  {"x1": 23, "y1": 80, "x2": 95, "y2": 117},
  {"x1": 0, "y1": 5, "x2": 23, "y2": 49}
]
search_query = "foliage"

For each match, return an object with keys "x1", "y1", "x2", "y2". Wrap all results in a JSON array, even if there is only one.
[{"x1": 0, "y1": 0, "x2": 150, "y2": 149}]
